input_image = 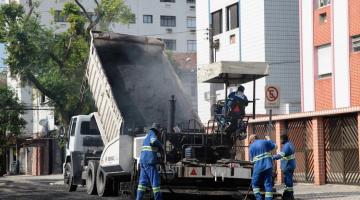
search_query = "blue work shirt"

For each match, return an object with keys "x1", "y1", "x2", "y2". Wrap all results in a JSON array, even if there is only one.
[
  {"x1": 273, "y1": 141, "x2": 296, "y2": 171},
  {"x1": 249, "y1": 140, "x2": 276, "y2": 172},
  {"x1": 139, "y1": 129, "x2": 163, "y2": 165},
  {"x1": 226, "y1": 91, "x2": 248, "y2": 116}
]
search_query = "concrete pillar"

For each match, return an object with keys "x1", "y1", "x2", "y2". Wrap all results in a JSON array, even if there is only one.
[
  {"x1": 312, "y1": 117, "x2": 326, "y2": 185},
  {"x1": 31, "y1": 147, "x2": 40, "y2": 176},
  {"x1": 275, "y1": 121, "x2": 286, "y2": 184}
]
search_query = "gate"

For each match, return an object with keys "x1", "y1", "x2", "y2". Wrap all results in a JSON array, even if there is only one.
[
  {"x1": 324, "y1": 114, "x2": 360, "y2": 184},
  {"x1": 286, "y1": 119, "x2": 314, "y2": 182}
]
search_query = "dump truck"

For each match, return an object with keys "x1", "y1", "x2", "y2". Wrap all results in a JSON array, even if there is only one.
[{"x1": 63, "y1": 31, "x2": 281, "y2": 199}]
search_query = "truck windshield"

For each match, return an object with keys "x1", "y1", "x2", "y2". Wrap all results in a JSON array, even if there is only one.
[{"x1": 80, "y1": 121, "x2": 100, "y2": 135}]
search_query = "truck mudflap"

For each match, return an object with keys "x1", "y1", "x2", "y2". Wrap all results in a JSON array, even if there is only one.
[{"x1": 101, "y1": 165, "x2": 131, "y2": 181}]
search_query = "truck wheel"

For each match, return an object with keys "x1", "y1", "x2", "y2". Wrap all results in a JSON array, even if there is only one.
[
  {"x1": 86, "y1": 161, "x2": 98, "y2": 195},
  {"x1": 96, "y1": 166, "x2": 113, "y2": 196},
  {"x1": 64, "y1": 163, "x2": 77, "y2": 192}
]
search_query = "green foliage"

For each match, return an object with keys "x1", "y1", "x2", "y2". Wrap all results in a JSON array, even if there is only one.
[
  {"x1": 0, "y1": 87, "x2": 26, "y2": 146},
  {"x1": 0, "y1": 1, "x2": 133, "y2": 127},
  {"x1": 98, "y1": 0, "x2": 135, "y2": 30}
]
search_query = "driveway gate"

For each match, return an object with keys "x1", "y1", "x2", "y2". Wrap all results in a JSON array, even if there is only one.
[
  {"x1": 324, "y1": 114, "x2": 360, "y2": 184},
  {"x1": 286, "y1": 119, "x2": 314, "y2": 182}
]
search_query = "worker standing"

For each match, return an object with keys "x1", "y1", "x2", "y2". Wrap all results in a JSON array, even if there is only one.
[
  {"x1": 273, "y1": 133, "x2": 296, "y2": 200},
  {"x1": 136, "y1": 123, "x2": 164, "y2": 200},
  {"x1": 249, "y1": 134, "x2": 276, "y2": 200}
]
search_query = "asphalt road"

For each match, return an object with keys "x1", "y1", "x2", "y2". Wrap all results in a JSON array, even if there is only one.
[{"x1": 1, "y1": 174, "x2": 360, "y2": 200}]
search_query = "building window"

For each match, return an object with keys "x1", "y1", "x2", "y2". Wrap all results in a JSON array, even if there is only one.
[
  {"x1": 319, "y1": 13, "x2": 327, "y2": 24},
  {"x1": 211, "y1": 10, "x2": 222, "y2": 36},
  {"x1": 230, "y1": 34, "x2": 236, "y2": 44},
  {"x1": 187, "y1": 0, "x2": 195, "y2": 3},
  {"x1": 319, "y1": 0, "x2": 331, "y2": 8},
  {"x1": 187, "y1": 17, "x2": 196, "y2": 28},
  {"x1": 143, "y1": 15, "x2": 153, "y2": 23},
  {"x1": 187, "y1": 40, "x2": 196, "y2": 52},
  {"x1": 317, "y1": 44, "x2": 332, "y2": 78},
  {"x1": 54, "y1": 10, "x2": 67, "y2": 22},
  {"x1": 226, "y1": 3, "x2": 239, "y2": 31},
  {"x1": 161, "y1": 16, "x2": 176, "y2": 27},
  {"x1": 163, "y1": 39, "x2": 176, "y2": 51},
  {"x1": 352, "y1": 35, "x2": 360, "y2": 52},
  {"x1": 160, "y1": 0, "x2": 175, "y2": 2}
]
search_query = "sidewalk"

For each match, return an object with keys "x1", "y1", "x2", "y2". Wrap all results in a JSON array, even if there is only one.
[{"x1": 276, "y1": 183, "x2": 360, "y2": 200}]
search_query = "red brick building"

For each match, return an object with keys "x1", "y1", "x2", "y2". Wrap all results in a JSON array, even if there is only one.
[{"x1": 245, "y1": 0, "x2": 360, "y2": 186}]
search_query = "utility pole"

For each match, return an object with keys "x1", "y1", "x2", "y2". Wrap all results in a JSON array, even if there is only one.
[{"x1": 208, "y1": 27, "x2": 216, "y2": 118}]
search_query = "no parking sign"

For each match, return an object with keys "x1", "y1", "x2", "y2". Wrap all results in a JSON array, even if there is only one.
[{"x1": 265, "y1": 85, "x2": 280, "y2": 108}]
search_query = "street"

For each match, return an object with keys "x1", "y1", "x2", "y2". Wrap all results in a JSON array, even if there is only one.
[{"x1": 1, "y1": 175, "x2": 360, "y2": 200}]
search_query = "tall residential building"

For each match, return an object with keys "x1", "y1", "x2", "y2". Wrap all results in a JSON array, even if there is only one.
[
  {"x1": 196, "y1": 0, "x2": 301, "y2": 123},
  {"x1": 300, "y1": 0, "x2": 360, "y2": 112}
]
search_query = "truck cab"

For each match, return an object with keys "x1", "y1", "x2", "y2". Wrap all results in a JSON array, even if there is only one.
[{"x1": 63, "y1": 114, "x2": 103, "y2": 192}]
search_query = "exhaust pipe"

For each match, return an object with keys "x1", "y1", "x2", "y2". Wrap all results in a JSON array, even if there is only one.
[{"x1": 167, "y1": 95, "x2": 176, "y2": 133}]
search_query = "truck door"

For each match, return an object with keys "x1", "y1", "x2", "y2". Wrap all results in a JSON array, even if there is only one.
[{"x1": 68, "y1": 117, "x2": 78, "y2": 152}]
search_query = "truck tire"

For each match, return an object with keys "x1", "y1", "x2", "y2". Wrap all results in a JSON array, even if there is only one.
[
  {"x1": 96, "y1": 166, "x2": 113, "y2": 197},
  {"x1": 64, "y1": 163, "x2": 77, "y2": 192},
  {"x1": 86, "y1": 160, "x2": 98, "y2": 195}
]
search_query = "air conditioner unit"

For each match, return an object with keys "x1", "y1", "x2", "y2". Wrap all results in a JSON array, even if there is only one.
[
  {"x1": 189, "y1": 29, "x2": 196, "y2": 34},
  {"x1": 190, "y1": 5, "x2": 196, "y2": 9},
  {"x1": 166, "y1": 28, "x2": 173, "y2": 33}
]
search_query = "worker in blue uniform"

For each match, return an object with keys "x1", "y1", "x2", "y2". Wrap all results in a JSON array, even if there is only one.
[
  {"x1": 136, "y1": 123, "x2": 164, "y2": 200},
  {"x1": 273, "y1": 133, "x2": 296, "y2": 200},
  {"x1": 249, "y1": 134, "x2": 276, "y2": 200}
]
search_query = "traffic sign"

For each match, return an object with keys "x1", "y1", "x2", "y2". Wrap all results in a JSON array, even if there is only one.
[{"x1": 265, "y1": 85, "x2": 280, "y2": 108}]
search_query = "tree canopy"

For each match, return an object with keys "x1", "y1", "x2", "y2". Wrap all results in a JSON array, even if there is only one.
[
  {"x1": 0, "y1": 0, "x2": 134, "y2": 126},
  {"x1": 0, "y1": 86, "x2": 26, "y2": 147}
]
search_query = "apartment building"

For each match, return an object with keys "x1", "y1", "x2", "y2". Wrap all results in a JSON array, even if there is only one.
[
  {"x1": 300, "y1": 0, "x2": 360, "y2": 111},
  {"x1": 196, "y1": 0, "x2": 301, "y2": 123}
]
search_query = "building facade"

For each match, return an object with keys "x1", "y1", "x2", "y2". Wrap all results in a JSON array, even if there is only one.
[
  {"x1": 300, "y1": 0, "x2": 360, "y2": 112},
  {"x1": 196, "y1": 0, "x2": 301, "y2": 123}
]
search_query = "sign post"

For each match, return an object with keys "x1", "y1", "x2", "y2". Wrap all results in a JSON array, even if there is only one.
[{"x1": 265, "y1": 85, "x2": 280, "y2": 138}]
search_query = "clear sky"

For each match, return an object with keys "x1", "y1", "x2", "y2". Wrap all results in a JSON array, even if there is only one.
[{"x1": 0, "y1": 43, "x2": 5, "y2": 71}]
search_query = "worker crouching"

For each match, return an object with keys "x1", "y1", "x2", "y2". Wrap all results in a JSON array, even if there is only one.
[
  {"x1": 249, "y1": 134, "x2": 276, "y2": 200},
  {"x1": 273, "y1": 133, "x2": 296, "y2": 200},
  {"x1": 136, "y1": 123, "x2": 164, "y2": 200}
]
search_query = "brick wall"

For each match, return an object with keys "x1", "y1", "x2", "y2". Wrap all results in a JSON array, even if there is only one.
[
  {"x1": 349, "y1": 0, "x2": 360, "y2": 106},
  {"x1": 313, "y1": 6, "x2": 331, "y2": 46},
  {"x1": 315, "y1": 78, "x2": 333, "y2": 110},
  {"x1": 349, "y1": 0, "x2": 360, "y2": 36}
]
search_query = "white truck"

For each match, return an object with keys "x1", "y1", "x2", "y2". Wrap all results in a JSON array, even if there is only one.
[{"x1": 63, "y1": 31, "x2": 279, "y2": 199}]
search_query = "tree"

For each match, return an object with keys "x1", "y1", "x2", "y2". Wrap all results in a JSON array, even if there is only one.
[
  {"x1": 0, "y1": 86, "x2": 26, "y2": 145},
  {"x1": 0, "y1": 0, "x2": 134, "y2": 126}
]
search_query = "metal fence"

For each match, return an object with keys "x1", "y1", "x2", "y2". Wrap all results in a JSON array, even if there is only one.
[{"x1": 324, "y1": 114, "x2": 360, "y2": 184}]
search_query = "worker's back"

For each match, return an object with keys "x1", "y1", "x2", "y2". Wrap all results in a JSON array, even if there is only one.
[
  {"x1": 249, "y1": 140, "x2": 276, "y2": 172},
  {"x1": 280, "y1": 141, "x2": 296, "y2": 171},
  {"x1": 139, "y1": 130, "x2": 161, "y2": 165}
]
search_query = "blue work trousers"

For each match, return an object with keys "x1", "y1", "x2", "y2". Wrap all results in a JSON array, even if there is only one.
[
  {"x1": 283, "y1": 170, "x2": 294, "y2": 199},
  {"x1": 252, "y1": 168, "x2": 273, "y2": 200},
  {"x1": 136, "y1": 164, "x2": 162, "y2": 200}
]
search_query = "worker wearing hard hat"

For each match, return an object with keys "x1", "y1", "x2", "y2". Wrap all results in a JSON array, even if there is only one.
[
  {"x1": 136, "y1": 123, "x2": 164, "y2": 200},
  {"x1": 249, "y1": 134, "x2": 276, "y2": 200},
  {"x1": 273, "y1": 132, "x2": 296, "y2": 200}
]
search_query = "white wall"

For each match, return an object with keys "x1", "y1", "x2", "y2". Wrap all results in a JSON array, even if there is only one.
[
  {"x1": 196, "y1": 0, "x2": 211, "y2": 123},
  {"x1": 300, "y1": 0, "x2": 315, "y2": 112},
  {"x1": 113, "y1": 0, "x2": 196, "y2": 53},
  {"x1": 333, "y1": 0, "x2": 350, "y2": 108}
]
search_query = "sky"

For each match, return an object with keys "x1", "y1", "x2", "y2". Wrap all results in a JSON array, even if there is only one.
[{"x1": 0, "y1": 43, "x2": 5, "y2": 71}]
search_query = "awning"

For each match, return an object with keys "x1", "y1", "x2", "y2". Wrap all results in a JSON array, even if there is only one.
[{"x1": 198, "y1": 61, "x2": 269, "y2": 84}]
